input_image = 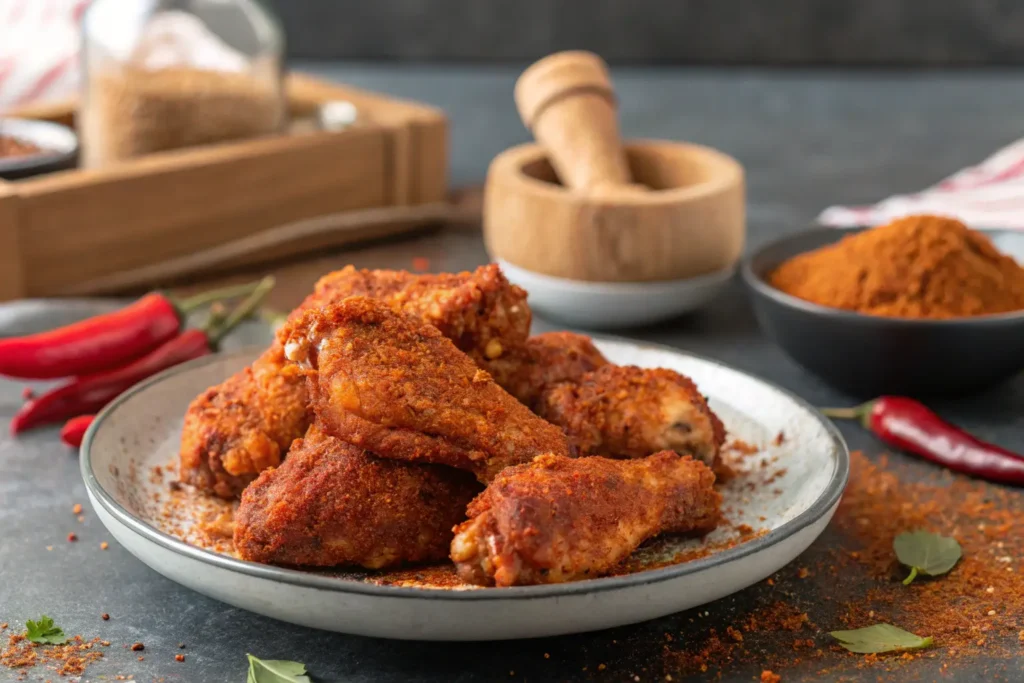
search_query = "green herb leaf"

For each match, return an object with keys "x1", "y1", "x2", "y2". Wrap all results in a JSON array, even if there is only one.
[
  {"x1": 24, "y1": 615, "x2": 66, "y2": 645},
  {"x1": 830, "y1": 624, "x2": 934, "y2": 654},
  {"x1": 893, "y1": 530, "x2": 961, "y2": 585},
  {"x1": 246, "y1": 654, "x2": 311, "y2": 683}
]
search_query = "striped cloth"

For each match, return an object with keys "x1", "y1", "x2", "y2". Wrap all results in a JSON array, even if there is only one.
[
  {"x1": 0, "y1": 0, "x2": 87, "y2": 109},
  {"x1": 819, "y1": 139, "x2": 1024, "y2": 229}
]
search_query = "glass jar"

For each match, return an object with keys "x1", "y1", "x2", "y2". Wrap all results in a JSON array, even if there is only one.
[{"x1": 79, "y1": 0, "x2": 286, "y2": 167}]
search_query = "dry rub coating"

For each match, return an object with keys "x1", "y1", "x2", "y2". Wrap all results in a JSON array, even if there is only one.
[
  {"x1": 234, "y1": 425, "x2": 480, "y2": 569},
  {"x1": 451, "y1": 451, "x2": 721, "y2": 586},
  {"x1": 537, "y1": 365, "x2": 726, "y2": 465},
  {"x1": 179, "y1": 264, "x2": 530, "y2": 498},
  {"x1": 483, "y1": 331, "x2": 609, "y2": 409},
  {"x1": 284, "y1": 297, "x2": 571, "y2": 482}
]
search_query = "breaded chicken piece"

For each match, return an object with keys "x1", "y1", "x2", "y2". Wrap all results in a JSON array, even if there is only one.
[
  {"x1": 483, "y1": 331, "x2": 609, "y2": 408},
  {"x1": 451, "y1": 451, "x2": 721, "y2": 586},
  {"x1": 537, "y1": 365, "x2": 726, "y2": 465},
  {"x1": 284, "y1": 298, "x2": 571, "y2": 482},
  {"x1": 234, "y1": 425, "x2": 481, "y2": 569},
  {"x1": 179, "y1": 264, "x2": 530, "y2": 498},
  {"x1": 179, "y1": 345, "x2": 308, "y2": 499}
]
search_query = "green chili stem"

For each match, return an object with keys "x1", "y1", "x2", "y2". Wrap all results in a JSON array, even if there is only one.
[
  {"x1": 208, "y1": 276, "x2": 276, "y2": 348},
  {"x1": 176, "y1": 279, "x2": 267, "y2": 314}
]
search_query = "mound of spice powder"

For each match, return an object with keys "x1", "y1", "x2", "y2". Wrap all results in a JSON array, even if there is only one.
[{"x1": 769, "y1": 215, "x2": 1024, "y2": 318}]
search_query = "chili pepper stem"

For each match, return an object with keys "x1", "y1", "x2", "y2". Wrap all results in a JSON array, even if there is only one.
[
  {"x1": 903, "y1": 566, "x2": 919, "y2": 586},
  {"x1": 821, "y1": 401, "x2": 876, "y2": 429},
  {"x1": 174, "y1": 279, "x2": 268, "y2": 315},
  {"x1": 207, "y1": 276, "x2": 276, "y2": 348}
]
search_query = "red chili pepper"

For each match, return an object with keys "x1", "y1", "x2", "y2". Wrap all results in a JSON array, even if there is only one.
[
  {"x1": 60, "y1": 415, "x2": 95, "y2": 448},
  {"x1": 0, "y1": 281, "x2": 263, "y2": 380},
  {"x1": 10, "y1": 276, "x2": 274, "y2": 435},
  {"x1": 822, "y1": 396, "x2": 1024, "y2": 486}
]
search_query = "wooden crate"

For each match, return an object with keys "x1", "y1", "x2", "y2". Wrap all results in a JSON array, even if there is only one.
[{"x1": 0, "y1": 72, "x2": 448, "y2": 300}]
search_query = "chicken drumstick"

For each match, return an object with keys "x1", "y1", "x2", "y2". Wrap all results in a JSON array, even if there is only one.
[{"x1": 451, "y1": 451, "x2": 721, "y2": 586}]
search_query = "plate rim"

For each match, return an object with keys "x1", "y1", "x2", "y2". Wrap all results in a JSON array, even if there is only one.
[{"x1": 80, "y1": 336, "x2": 850, "y2": 602}]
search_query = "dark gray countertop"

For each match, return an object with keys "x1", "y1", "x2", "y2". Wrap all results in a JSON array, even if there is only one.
[{"x1": 3, "y1": 65, "x2": 1024, "y2": 682}]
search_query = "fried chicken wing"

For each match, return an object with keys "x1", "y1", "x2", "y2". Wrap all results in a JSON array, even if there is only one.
[
  {"x1": 451, "y1": 451, "x2": 721, "y2": 586},
  {"x1": 483, "y1": 331, "x2": 609, "y2": 408},
  {"x1": 284, "y1": 297, "x2": 571, "y2": 482},
  {"x1": 234, "y1": 425, "x2": 481, "y2": 569},
  {"x1": 180, "y1": 264, "x2": 531, "y2": 498},
  {"x1": 537, "y1": 365, "x2": 726, "y2": 464},
  {"x1": 179, "y1": 345, "x2": 308, "y2": 499}
]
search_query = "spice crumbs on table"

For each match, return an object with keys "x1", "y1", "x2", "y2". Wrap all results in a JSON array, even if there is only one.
[
  {"x1": 598, "y1": 663, "x2": 606, "y2": 670},
  {"x1": 72, "y1": 504, "x2": 83, "y2": 515},
  {"x1": 760, "y1": 671, "x2": 782, "y2": 683},
  {"x1": 543, "y1": 652, "x2": 549, "y2": 659},
  {"x1": 0, "y1": 624, "x2": 6, "y2": 630},
  {"x1": 175, "y1": 654, "x2": 185, "y2": 662},
  {"x1": 411, "y1": 256, "x2": 431, "y2": 272},
  {"x1": 797, "y1": 567, "x2": 810, "y2": 579},
  {"x1": 67, "y1": 533, "x2": 77, "y2": 542},
  {"x1": 130, "y1": 642, "x2": 144, "y2": 651},
  {"x1": 101, "y1": 641, "x2": 110, "y2": 647},
  {"x1": 100, "y1": 541, "x2": 109, "y2": 550},
  {"x1": 101, "y1": 613, "x2": 109, "y2": 621},
  {"x1": 77, "y1": 515, "x2": 85, "y2": 523}
]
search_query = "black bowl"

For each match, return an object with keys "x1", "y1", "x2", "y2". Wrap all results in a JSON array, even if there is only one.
[
  {"x1": 742, "y1": 227, "x2": 1024, "y2": 398},
  {"x1": 0, "y1": 118, "x2": 78, "y2": 180}
]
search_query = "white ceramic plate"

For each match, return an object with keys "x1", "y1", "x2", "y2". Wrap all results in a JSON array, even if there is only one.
[
  {"x1": 497, "y1": 259, "x2": 736, "y2": 328},
  {"x1": 81, "y1": 339, "x2": 848, "y2": 641}
]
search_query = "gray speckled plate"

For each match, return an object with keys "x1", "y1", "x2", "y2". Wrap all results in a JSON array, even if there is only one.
[{"x1": 81, "y1": 339, "x2": 848, "y2": 641}]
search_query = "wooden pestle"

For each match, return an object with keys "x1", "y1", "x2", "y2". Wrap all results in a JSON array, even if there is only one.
[{"x1": 514, "y1": 51, "x2": 645, "y2": 195}]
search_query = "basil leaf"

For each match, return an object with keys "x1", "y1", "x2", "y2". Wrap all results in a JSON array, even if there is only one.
[
  {"x1": 247, "y1": 654, "x2": 311, "y2": 683},
  {"x1": 893, "y1": 530, "x2": 961, "y2": 585},
  {"x1": 830, "y1": 623, "x2": 934, "y2": 654}
]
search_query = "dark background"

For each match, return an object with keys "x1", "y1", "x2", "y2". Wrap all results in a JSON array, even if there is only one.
[{"x1": 270, "y1": 0, "x2": 1024, "y2": 65}]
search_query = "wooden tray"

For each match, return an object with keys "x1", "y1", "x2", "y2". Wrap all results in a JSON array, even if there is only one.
[{"x1": 0, "y1": 72, "x2": 448, "y2": 300}]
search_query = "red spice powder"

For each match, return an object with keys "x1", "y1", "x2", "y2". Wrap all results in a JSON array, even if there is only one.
[
  {"x1": 660, "y1": 450, "x2": 1024, "y2": 679},
  {"x1": 1, "y1": 634, "x2": 104, "y2": 676}
]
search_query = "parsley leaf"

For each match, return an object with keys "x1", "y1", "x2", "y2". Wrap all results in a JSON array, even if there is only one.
[
  {"x1": 893, "y1": 530, "x2": 961, "y2": 585},
  {"x1": 246, "y1": 654, "x2": 311, "y2": 683},
  {"x1": 24, "y1": 616, "x2": 66, "y2": 645},
  {"x1": 830, "y1": 623, "x2": 934, "y2": 654}
]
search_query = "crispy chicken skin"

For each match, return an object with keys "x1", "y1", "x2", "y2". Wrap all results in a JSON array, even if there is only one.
[
  {"x1": 284, "y1": 297, "x2": 571, "y2": 482},
  {"x1": 234, "y1": 425, "x2": 481, "y2": 569},
  {"x1": 537, "y1": 365, "x2": 726, "y2": 465},
  {"x1": 483, "y1": 331, "x2": 609, "y2": 408},
  {"x1": 180, "y1": 264, "x2": 531, "y2": 498},
  {"x1": 179, "y1": 345, "x2": 308, "y2": 499},
  {"x1": 451, "y1": 451, "x2": 721, "y2": 586}
]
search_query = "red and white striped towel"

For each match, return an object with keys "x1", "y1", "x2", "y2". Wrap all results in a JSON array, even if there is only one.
[
  {"x1": 0, "y1": 0, "x2": 87, "y2": 110},
  {"x1": 819, "y1": 138, "x2": 1024, "y2": 229}
]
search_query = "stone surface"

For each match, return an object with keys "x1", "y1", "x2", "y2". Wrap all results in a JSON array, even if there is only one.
[
  {"x1": 2, "y1": 64, "x2": 1023, "y2": 682},
  {"x1": 273, "y1": 0, "x2": 1024, "y2": 65}
]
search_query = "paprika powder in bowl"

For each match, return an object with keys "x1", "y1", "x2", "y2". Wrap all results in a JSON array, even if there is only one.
[
  {"x1": 0, "y1": 118, "x2": 79, "y2": 179},
  {"x1": 742, "y1": 218, "x2": 1024, "y2": 397}
]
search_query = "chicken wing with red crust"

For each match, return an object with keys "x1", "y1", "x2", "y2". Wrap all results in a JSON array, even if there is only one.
[
  {"x1": 451, "y1": 451, "x2": 721, "y2": 586},
  {"x1": 284, "y1": 297, "x2": 570, "y2": 482},
  {"x1": 180, "y1": 264, "x2": 530, "y2": 498},
  {"x1": 482, "y1": 331, "x2": 609, "y2": 408},
  {"x1": 234, "y1": 425, "x2": 481, "y2": 569},
  {"x1": 537, "y1": 365, "x2": 725, "y2": 465}
]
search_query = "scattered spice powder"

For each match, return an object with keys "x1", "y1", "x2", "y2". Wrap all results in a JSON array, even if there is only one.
[
  {"x1": 175, "y1": 653, "x2": 185, "y2": 662},
  {"x1": 101, "y1": 614, "x2": 110, "y2": 621},
  {"x1": 412, "y1": 256, "x2": 431, "y2": 272},
  {"x1": 130, "y1": 642, "x2": 145, "y2": 652},
  {"x1": 1, "y1": 634, "x2": 104, "y2": 677},
  {"x1": 659, "y1": 449, "x2": 1024, "y2": 679},
  {"x1": 71, "y1": 504, "x2": 82, "y2": 515},
  {"x1": 66, "y1": 533, "x2": 77, "y2": 542},
  {"x1": 769, "y1": 215, "x2": 1024, "y2": 318},
  {"x1": 101, "y1": 541, "x2": 109, "y2": 550},
  {"x1": 760, "y1": 671, "x2": 782, "y2": 683}
]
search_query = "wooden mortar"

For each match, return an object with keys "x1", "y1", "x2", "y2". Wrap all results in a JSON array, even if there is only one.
[{"x1": 485, "y1": 51, "x2": 745, "y2": 282}]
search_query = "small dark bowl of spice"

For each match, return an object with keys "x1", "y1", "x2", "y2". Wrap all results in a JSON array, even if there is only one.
[
  {"x1": 0, "y1": 117, "x2": 78, "y2": 180},
  {"x1": 742, "y1": 215, "x2": 1024, "y2": 397}
]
